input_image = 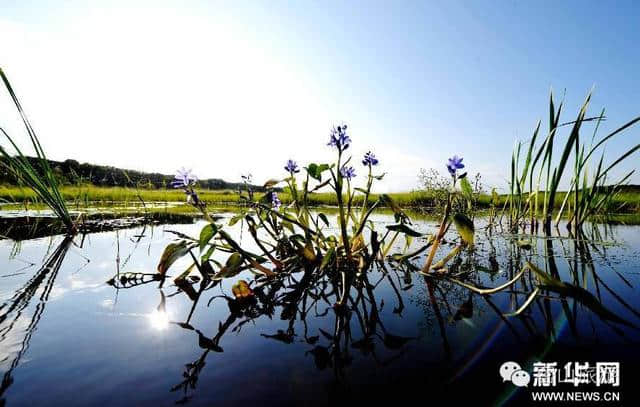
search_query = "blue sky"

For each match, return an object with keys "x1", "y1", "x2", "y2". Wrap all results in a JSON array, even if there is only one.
[{"x1": 0, "y1": 0, "x2": 638, "y2": 191}]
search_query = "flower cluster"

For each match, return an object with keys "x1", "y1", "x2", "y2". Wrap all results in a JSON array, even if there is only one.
[
  {"x1": 271, "y1": 192, "x2": 282, "y2": 209},
  {"x1": 284, "y1": 159, "x2": 300, "y2": 174},
  {"x1": 171, "y1": 167, "x2": 197, "y2": 189},
  {"x1": 362, "y1": 151, "x2": 379, "y2": 167},
  {"x1": 340, "y1": 166, "x2": 356, "y2": 180},
  {"x1": 171, "y1": 168, "x2": 203, "y2": 207},
  {"x1": 446, "y1": 155, "x2": 464, "y2": 176},
  {"x1": 327, "y1": 124, "x2": 351, "y2": 151}
]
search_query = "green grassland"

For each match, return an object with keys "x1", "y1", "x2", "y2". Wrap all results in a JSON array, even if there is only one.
[{"x1": 1, "y1": 184, "x2": 639, "y2": 213}]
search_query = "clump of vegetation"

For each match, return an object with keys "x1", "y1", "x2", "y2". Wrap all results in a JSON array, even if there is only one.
[
  {"x1": 148, "y1": 125, "x2": 479, "y2": 307},
  {"x1": 417, "y1": 166, "x2": 484, "y2": 213},
  {"x1": 0, "y1": 68, "x2": 75, "y2": 234},
  {"x1": 505, "y1": 90, "x2": 640, "y2": 232}
]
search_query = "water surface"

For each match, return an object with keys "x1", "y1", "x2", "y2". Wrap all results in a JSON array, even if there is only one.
[{"x1": 1, "y1": 213, "x2": 639, "y2": 406}]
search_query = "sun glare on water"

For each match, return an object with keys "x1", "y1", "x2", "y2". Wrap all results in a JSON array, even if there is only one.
[{"x1": 148, "y1": 309, "x2": 170, "y2": 331}]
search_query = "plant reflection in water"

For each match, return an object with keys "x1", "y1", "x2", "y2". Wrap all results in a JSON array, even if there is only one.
[
  {"x1": 0, "y1": 236, "x2": 73, "y2": 403},
  {"x1": 102, "y1": 218, "x2": 639, "y2": 404}
]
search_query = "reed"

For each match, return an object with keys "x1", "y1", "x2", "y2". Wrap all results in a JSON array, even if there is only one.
[
  {"x1": 507, "y1": 89, "x2": 640, "y2": 232},
  {"x1": 0, "y1": 68, "x2": 75, "y2": 234}
]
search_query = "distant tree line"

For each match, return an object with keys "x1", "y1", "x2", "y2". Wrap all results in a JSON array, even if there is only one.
[{"x1": 0, "y1": 157, "x2": 270, "y2": 191}]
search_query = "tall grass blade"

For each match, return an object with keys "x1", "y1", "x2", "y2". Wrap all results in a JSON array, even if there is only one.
[{"x1": 0, "y1": 68, "x2": 75, "y2": 233}]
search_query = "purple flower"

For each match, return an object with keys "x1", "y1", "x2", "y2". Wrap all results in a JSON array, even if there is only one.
[
  {"x1": 362, "y1": 151, "x2": 379, "y2": 167},
  {"x1": 340, "y1": 166, "x2": 356, "y2": 180},
  {"x1": 327, "y1": 124, "x2": 351, "y2": 151},
  {"x1": 271, "y1": 192, "x2": 282, "y2": 209},
  {"x1": 284, "y1": 159, "x2": 300, "y2": 174},
  {"x1": 171, "y1": 167, "x2": 197, "y2": 188},
  {"x1": 446, "y1": 155, "x2": 464, "y2": 176}
]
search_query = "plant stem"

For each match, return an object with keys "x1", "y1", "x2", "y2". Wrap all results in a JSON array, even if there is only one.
[{"x1": 421, "y1": 192, "x2": 451, "y2": 273}]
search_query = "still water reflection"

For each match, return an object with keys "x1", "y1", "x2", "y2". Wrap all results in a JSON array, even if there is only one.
[{"x1": 1, "y1": 213, "x2": 640, "y2": 406}]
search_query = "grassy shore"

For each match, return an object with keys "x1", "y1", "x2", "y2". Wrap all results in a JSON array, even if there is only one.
[{"x1": 1, "y1": 184, "x2": 639, "y2": 213}]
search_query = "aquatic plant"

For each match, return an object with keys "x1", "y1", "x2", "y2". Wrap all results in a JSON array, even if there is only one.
[
  {"x1": 149, "y1": 126, "x2": 479, "y2": 308},
  {"x1": 98, "y1": 127, "x2": 638, "y2": 405},
  {"x1": 506, "y1": 90, "x2": 640, "y2": 232},
  {"x1": 0, "y1": 68, "x2": 75, "y2": 234},
  {"x1": 420, "y1": 156, "x2": 476, "y2": 273}
]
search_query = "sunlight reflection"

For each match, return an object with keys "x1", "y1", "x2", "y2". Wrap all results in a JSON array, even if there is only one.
[{"x1": 148, "y1": 309, "x2": 170, "y2": 331}]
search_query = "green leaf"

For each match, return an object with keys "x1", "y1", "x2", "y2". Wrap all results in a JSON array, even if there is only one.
[
  {"x1": 460, "y1": 176, "x2": 473, "y2": 200},
  {"x1": 305, "y1": 163, "x2": 330, "y2": 181},
  {"x1": 157, "y1": 240, "x2": 191, "y2": 276},
  {"x1": 228, "y1": 214, "x2": 244, "y2": 226},
  {"x1": 199, "y1": 224, "x2": 218, "y2": 252},
  {"x1": 201, "y1": 244, "x2": 216, "y2": 262},
  {"x1": 386, "y1": 223, "x2": 423, "y2": 237},
  {"x1": 226, "y1": 252, "x2": 244, "y2": 269},
  {"x1": 453, "y1": 213, "x2": 474, "y2": 245},
  {"x1": 281, "y1": 220, "x2": 295, "y2": 233},
  {"x1": 318, "y1": 213, "x2": 329, "y2": 227},
  {"x1": 320, "y1": 247, "x2": 335, "y2": 270},
  {"x1": 213, "y1": 252, "x2": 244, "y2": 280}
]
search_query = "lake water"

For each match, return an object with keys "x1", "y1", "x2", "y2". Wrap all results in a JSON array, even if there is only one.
[{"x1": 1, "y1": 212, "x2": 639, "y2": 406}]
